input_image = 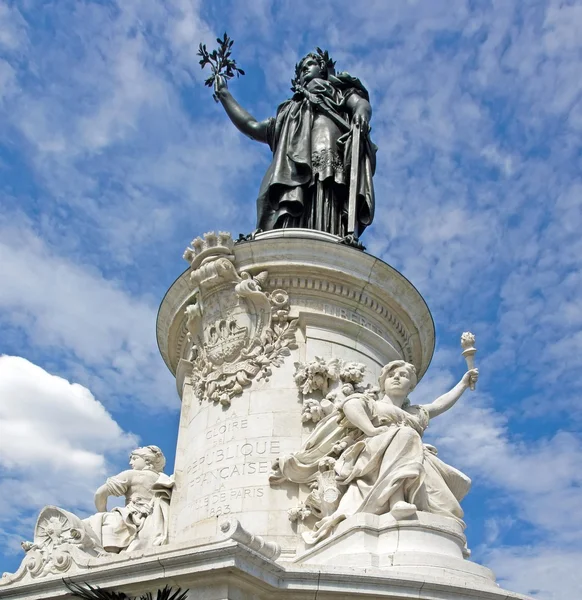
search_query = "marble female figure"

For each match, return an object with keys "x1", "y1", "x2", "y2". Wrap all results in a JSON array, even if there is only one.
[
  {"x1": 214, "y1": 49, "x2": 376, "y2": 237},
  {"x1": 270, "y1": 361, "x2": 478, "y2": 545},
  {"x1": 84, "y1": 445, "x2": 174, "y2": 553}
]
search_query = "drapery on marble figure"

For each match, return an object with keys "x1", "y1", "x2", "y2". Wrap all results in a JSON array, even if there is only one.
[
  {"x1": 270, "y1": 360, "x2": 478, "y2": 545},
  {"x1": 214, "y1": 48, "x2": 376, "y2": 239},
  {"x1": 84, "y1": 445, "x2": 174, "y2": 553}
]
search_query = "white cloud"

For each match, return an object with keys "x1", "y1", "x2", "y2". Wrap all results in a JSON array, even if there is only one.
[
  {"x1": 0, "y1": 219, "x2": 175, "y2": 408},
  {"x1": 0, "y1": 355, "x2": 136, "y2": 551},
  {"x1": 485, "y1": 546, "x2": 582, "y2": 600},
  {"x1": 0, "y1": 355, "x2": 135, "y2": 472},
  {"x1": 415, "y1": 355, "x2": 582, "y2": 599},
  {"x1": 420, "y1": 358, "x2": 582, "y2": 546},
  {"x1": 0, "y1": 2, "x2": 27, "y2": 54},
  {"x1": 0, "y1": 0, "x2": 262, "y2": 264}
]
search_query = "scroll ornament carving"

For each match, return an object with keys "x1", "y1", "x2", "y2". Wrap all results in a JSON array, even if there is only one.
[
  {"x1": 298, "y1": 457, "x2": 343, "y2": 522},
  {"x1": 218, "y1": 517, "x2": 281, "y2": 561},
  {"x1": 1, "y1": 507, "x2": 105, "y2": 584},
  {"x1": 184, "y1": 232, "x2": 298, "y2": 406}
]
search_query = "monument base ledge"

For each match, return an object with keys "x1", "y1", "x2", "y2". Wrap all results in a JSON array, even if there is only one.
[
  {"x1": 1, "y1": 519, "x2": 531, "y2": 600},
  {"x1": 292, "y1": 511, "x2": 495, "y2": 589}
]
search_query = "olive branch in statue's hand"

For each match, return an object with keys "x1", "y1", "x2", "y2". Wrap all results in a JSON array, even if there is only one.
[{"x1": 197, "y1": 32, "x2": 245, "y2": 102}]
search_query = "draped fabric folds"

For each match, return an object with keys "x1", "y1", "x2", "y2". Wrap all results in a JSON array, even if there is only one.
[
  {"x1": 84, "y1": 471, "x2": 174, "y2": 552},
  {"x1": 271, "y1": 394, "x2": 470, "y2": 545}
]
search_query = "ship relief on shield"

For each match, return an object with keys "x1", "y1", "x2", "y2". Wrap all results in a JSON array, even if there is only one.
[{"x1": 183, "y1": 232, "x2": 298, "y2": 406}]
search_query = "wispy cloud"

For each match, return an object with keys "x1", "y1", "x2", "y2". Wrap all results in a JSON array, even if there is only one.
[
  {"x1": 486, "y1": 546, "x2": 582, "y2": 600},
  {"x1": 0, "y1": 218, "x2": 174, "y2": 409}
]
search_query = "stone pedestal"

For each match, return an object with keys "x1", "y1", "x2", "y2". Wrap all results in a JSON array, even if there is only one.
[
  {"x1": 295, "y1": 512, "x2": 495, "y2": 589},
  {"x1": 0, "y1": 527, "x2": 531, "y2": 600},
  {"x1": 1, "y1": 230, "x2": 533, "y2": 600},
  {"x1": 156, "y1": 230, "x2": 435, "y2": 554}
]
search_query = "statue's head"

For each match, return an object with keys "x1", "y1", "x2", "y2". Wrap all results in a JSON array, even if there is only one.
[
  {"x1": 378, "y1": 360, "x2": 418, "y2": 397},
  {"x1": 129, "y1": 445, "x2": 166, "y2": 473},
  {"x1": 294, "y1": 48, "x2": 336, "y2": 87}
]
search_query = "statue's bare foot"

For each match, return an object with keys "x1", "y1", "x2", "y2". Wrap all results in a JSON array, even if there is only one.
[{"x1": 390, "y1": 501, "x2": 417, "y2": 520}]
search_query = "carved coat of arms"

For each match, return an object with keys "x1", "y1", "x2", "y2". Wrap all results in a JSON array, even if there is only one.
[{"x1": 183, "y1": 232, "x2": 298, "y2": 406}]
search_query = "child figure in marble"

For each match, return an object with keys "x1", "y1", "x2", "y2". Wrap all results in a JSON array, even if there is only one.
[
  {"x1": 271, "y1": 360, "x2": 478, "y2": 544},
  {"x1": 84, "y1": 445, "x2": 174, "y2": 553}
]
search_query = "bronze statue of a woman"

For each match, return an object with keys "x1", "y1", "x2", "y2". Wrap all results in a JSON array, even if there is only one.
[{"x1": 213, "y1": 48, "x2": 376, "y2": 239}]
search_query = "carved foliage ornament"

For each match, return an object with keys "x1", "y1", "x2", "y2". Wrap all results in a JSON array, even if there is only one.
[
  {"x1": 294, "y1": 356, "x2": 376, "y2": 423},
  {"x1": 183, "y1": 232, "x2": 298, "y2": 406}
]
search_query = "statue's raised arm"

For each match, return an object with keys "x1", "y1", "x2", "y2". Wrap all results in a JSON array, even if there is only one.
[
  {"x1": 420, "y1": 368, "x2": 479, "y2": 418},
  {"x1": 203, "y1": 44, "x2": 376, "y2": 241},
  {"x1": 214, "y1": 76, "x2": 270, "y2": 144}
]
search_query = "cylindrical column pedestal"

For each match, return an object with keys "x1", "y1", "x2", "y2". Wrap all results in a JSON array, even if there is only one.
[{"x1": 156, "y1": 230, "x2": 434, "y2": 554}]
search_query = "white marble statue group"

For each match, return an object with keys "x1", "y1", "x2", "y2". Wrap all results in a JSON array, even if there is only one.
[
  {"x1": 1, "y1": 445, "x2": 174, "y2": 584},
  {"x1": 4, "y1": 347, "x2": 477, "y2": 584},
  {"x1": 271, "y1": 359, "x2": 478, "y2": 544}
]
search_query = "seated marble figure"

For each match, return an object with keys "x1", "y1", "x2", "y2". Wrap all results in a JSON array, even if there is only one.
[
  {"x1": 270, "y1": 360, "x2": 478, "y2": 544},
  {"x1": 1, "y1": 445, "x2": 174, "y2": 586},
  {"x1": 84, "y1": 445, "x2": 174, "y2": 553}
]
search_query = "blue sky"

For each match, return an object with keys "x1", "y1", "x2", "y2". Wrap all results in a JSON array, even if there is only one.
[{"x1": 0, "y1": 1, "x2": 581, "y2": 597}]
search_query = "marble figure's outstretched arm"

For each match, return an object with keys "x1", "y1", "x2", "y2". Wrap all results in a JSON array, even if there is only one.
[
  {"x1": 214, "y1": 76, "x2": 270, "y2": 144},
  {"x1": 422, "y1": 369, "x2": 479, "y2": 419}
]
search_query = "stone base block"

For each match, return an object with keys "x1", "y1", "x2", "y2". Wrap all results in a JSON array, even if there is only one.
[{"x1": 294, "y1": 511, "x2": 495, "y2": 588}]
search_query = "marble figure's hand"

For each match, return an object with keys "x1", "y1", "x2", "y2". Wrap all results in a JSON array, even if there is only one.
[
  {"x1": 370, "y1": 425, "x2": 390, "y2": 436},
  {"x1": 462, "y1": 368, "x2": 479, "y2": 388}
]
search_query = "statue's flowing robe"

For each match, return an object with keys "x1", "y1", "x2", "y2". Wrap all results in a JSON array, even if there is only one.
[
  {"x1": 84, "y1": 471, "x2": 173, "y2": 552},
  {"x1": 258, "y1": 73, "x2": 376, "y2": 235},
  {"x1": 271, "y1": 394, "x2": 470, "y2": 544}
]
